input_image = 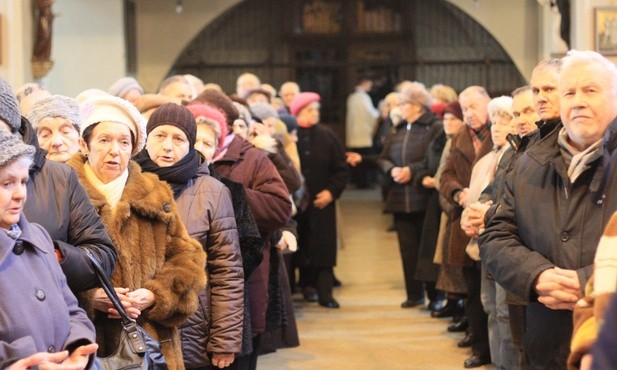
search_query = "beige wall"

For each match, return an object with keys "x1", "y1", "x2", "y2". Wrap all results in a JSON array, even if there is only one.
[
  {"x1": 44, "y1": 0, "x2": 125, "y2": 96},
  {"x1": 135, "y1": 0, "x2": 242, "y2": 92},
  {"x1": 0, "y1": 0, "x2": 33, "y2": 89}
]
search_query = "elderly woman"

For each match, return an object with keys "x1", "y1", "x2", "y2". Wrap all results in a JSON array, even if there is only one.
[
  {"x1": 0, "y1": 131, "x2": 98, "y2": 370},
  {"x1": 291, "y1": 92, "x2": 349, "y2": 308},
  {"x1": 0, "y1": 79, "x2": 116, "y2": 295},
  {"x1": 133, "y1": 103, "x2": 243, "y2": 369},
  {"x1": 26, "y1": 94, "x2": 82, "y2": 163},
  {"x1": 377, "y1": 82, "x2": 442, "y2": 309},
  {"x1": 66, "y1": 96, "x2": 206, "y2": 370}
]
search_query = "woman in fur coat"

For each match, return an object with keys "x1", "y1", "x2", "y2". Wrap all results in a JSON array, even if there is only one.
[{"x1": 67, "y1": 96, "x2": 206, "y2": 370}]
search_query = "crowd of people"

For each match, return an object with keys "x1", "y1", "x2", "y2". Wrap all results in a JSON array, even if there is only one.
[{"x1": 1, "y1": 48, "x2": 617, "y2": 370}]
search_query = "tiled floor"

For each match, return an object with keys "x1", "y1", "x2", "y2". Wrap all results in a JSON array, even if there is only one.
[{"x1": 258, "y1": 188, "x2": 494, "y2": 369}]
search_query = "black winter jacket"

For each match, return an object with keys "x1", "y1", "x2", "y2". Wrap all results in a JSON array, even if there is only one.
[
  {"x1": 21, "y1": 117, "x2": 116, "y2": 293},
  {"x1": 479, "y1": 119, "x2": 617, "y2": 301},
  {"x1": 377, "y1": 111, "x2": 442, "y2": 214}
]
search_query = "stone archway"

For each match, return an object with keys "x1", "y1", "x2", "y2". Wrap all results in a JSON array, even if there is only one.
[{"x1": 169, "y1": 0, "x2": 527, "y2": 134}]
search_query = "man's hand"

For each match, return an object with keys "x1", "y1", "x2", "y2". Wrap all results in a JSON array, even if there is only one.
[
  {"x1": 462, "y1": 201, "x2": 492, "y2": 237},
  {"x1": 313, "y1": 190, "x2": 333, "y2": 209},
  {"x1": 345, "y1": 152, "x2": 362, "y2": 167},
  {"x1": 535, "y1": 267, "x2": 582, "y2": 310},
  {"x1": 212, "y1": 353, "x2": 235, "y2": 368},
  {"x1": 391, "y1": 167, "x2": 411, "y2": 184}
]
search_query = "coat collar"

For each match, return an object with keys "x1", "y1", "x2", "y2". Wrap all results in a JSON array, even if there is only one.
[
  {"x1": 67, "y1": 154, "x2": 175, "y2": 223},
  {"x1": 0, "y1": 215, "x2": 49, "y2": 265}
]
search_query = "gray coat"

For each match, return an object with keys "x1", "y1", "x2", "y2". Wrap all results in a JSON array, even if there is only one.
[
  {"x1": 24, "y1": 149, "x2": 117, "y2": 293},
  {"x1": 0, "y1": 215, "x2": 95, "y2": 369},
  {"x1": 176, "y1": 162, "x2": 244, "y2": 367}
]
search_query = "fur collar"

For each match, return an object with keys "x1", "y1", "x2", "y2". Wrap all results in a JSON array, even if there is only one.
[{"x1": 67, "y1": 154, "x2": 176, "y2": 224}]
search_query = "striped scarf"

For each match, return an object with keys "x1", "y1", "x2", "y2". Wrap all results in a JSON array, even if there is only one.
[{"x1": 468, "y1": 124, "x2": 490, "y2": 155}]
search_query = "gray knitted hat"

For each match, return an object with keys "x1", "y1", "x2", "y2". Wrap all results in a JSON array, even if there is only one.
[
  {"x1": 108, "y1": 77, "x2": 144, "y2": 98},
  {"x1": 0, "y1": 78, "x2": 21, "y2": 133},
  {"x1": 0, "y1": 130, "x2": 35, "y2": 168},
  {"x1": 26, "y1": 95, "x2": 82, "y2": 130},
  {"x1": 250, "y1": 102, "x2": 279, "y2": 121}
]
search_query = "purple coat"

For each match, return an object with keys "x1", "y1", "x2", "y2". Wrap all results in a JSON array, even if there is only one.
[{"x1": 0, "y1": 215, "x2": 95, "y2": 368}]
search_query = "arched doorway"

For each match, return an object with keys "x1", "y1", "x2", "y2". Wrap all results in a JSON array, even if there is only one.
[{"x1": 170, "y1": 0, "x2": 525, "y2": 138}]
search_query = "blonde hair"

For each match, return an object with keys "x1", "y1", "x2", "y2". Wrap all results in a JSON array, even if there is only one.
[{"x1": 430, "y1": 84, "x2": 458, "y2": 104}]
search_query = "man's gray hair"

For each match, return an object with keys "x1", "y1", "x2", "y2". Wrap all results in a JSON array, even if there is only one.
[
  {"x1": 511, "y1": 85, "x2": 531, "y2": 98},
  {"x1": 532, "y1": 58, "x2": 562, "y2": 76},
  {"x1": 561, "y1": 50, "x2": 617, "y2": 93},
  {"x1": 459, "y1": 85, "x2": 490, "y2": 100},
  {"x1": 158, "y1": 75, "x2": 190, "y2": 94}
]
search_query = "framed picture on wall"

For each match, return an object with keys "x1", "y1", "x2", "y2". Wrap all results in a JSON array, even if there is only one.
[{"x1": 595, "y1": 7, "x2": 617, "y2": 55}]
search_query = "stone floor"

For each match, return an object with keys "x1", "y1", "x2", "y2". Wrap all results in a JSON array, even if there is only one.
[{"x1": 258, "y1": 188, "x2": 495, "y2": 370}]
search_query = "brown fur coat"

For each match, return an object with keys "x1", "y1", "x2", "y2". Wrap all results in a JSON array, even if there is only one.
[{"x1": 67, "y1": 155, "x2": 206, "y2": 370}]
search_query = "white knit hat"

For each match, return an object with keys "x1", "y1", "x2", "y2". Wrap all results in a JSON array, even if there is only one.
[
  {"x1": 80, "y1": 95, "x2": 147, "y2": 154},
  {"x1": 26, "y1": 95, "x2": 81, "y2": 130}
]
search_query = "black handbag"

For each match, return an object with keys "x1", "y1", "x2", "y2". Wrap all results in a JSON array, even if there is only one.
[{"x1": 86, "y1": 251, "x2": 169, "y2": 370}]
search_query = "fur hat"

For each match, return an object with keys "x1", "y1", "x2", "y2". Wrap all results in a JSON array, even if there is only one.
[
  {"x1": 186, "y1": 104, "x2": 228, "y2": 148},
  {"x1": 108, "y1": 77, "x2": 144, "y2": 98},
  {"x1": 443, "y1": 101, "x2": 463, "y2": 121},
  {"x1": 80, "y1": 95, "x2": 147, "y2": 155},
  {"x1": 290, "y1": 92, "x2": 321, "y2": 117},
  {"x1": 0, "y1": 130, "x2": 35, "y2": 168},
  {"x1": 0, "y1": 78, "x2": 21, "y2": 133},
  {"x1": 250, "y1": 102, "x2": 279, "y2": 121},
  {"x1": 26, "y1": 95, "x2": 81, "y2": 130},
  {"x1": 147, "y1": 103, "x2": 196, "y2": 148}
]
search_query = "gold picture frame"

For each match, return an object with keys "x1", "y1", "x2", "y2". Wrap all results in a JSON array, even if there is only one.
[{"x1": 595, "y1": 7, "x2": 617, "y2": 55}]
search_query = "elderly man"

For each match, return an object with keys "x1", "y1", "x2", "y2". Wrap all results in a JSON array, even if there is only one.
[
  {"x1": 479, "y1": 50, "x2": 617, "y2": 370},
  {"x1": 278, "y1": 81, "x2": 300, "y2": 114},
  {"x1": 440, "y1": 85, "x2": 493, "y2": 368}
]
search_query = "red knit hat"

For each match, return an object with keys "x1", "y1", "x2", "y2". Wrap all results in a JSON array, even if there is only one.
[
  {"x1": 443, "y1": 101, "x2": 463, "y2": 121},
  {"x1": 290, "y1": 92, "x2": 320, "y2": 117},
  {"x1": 186, "y1": 104, "x2": 228, "y2": 148}
]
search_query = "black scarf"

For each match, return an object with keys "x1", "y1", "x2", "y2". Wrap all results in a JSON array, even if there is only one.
[{"x1": 133, "y1": 149, "x2": 201, "y2": 197}]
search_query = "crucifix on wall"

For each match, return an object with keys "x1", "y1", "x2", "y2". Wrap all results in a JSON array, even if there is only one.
[{"x1": 32, "y1": 0, "x2": 55, "y2": 79}]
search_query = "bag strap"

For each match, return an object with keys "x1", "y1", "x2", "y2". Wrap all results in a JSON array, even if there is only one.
[{"x1": 85, "y1": 250, "x2": 134, "y2": 326}]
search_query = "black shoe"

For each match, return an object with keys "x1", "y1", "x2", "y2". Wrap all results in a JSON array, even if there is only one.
[
  {"x1": 457, "y1": 332, "x2": 474, "y2": 348},
  {"x1": 401, "y1": 298, "x2": 424, "y2": 308},
  {"x1": 302, "y1": 287, "x2": 318, "y2": 302},
  {"x1": 427, "y1": 299, "x2": 443, "y2": 312},
  {"x1": 463, "y1": 355, "x2": 491, "y2": 368},
  {"x1": 447, "y1": 316, "x2": 469, "y2": 332},
  {"x1": 333, "y1": 276, "x2": 342, "y2": 287},
  {"x1": 318, "y1": 299, "x2": 340, "y2": 308},
  {"x1": 387, "y1": 224, "x2": 396, "y2": 232},
  {"x1": 431, "y1": 299, "x2": 460, "y2": 318}
]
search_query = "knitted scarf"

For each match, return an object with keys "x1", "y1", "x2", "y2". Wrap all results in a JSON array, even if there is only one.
[{"x1": 133, "y1": 148, "x2": 200, "y2": 197}]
